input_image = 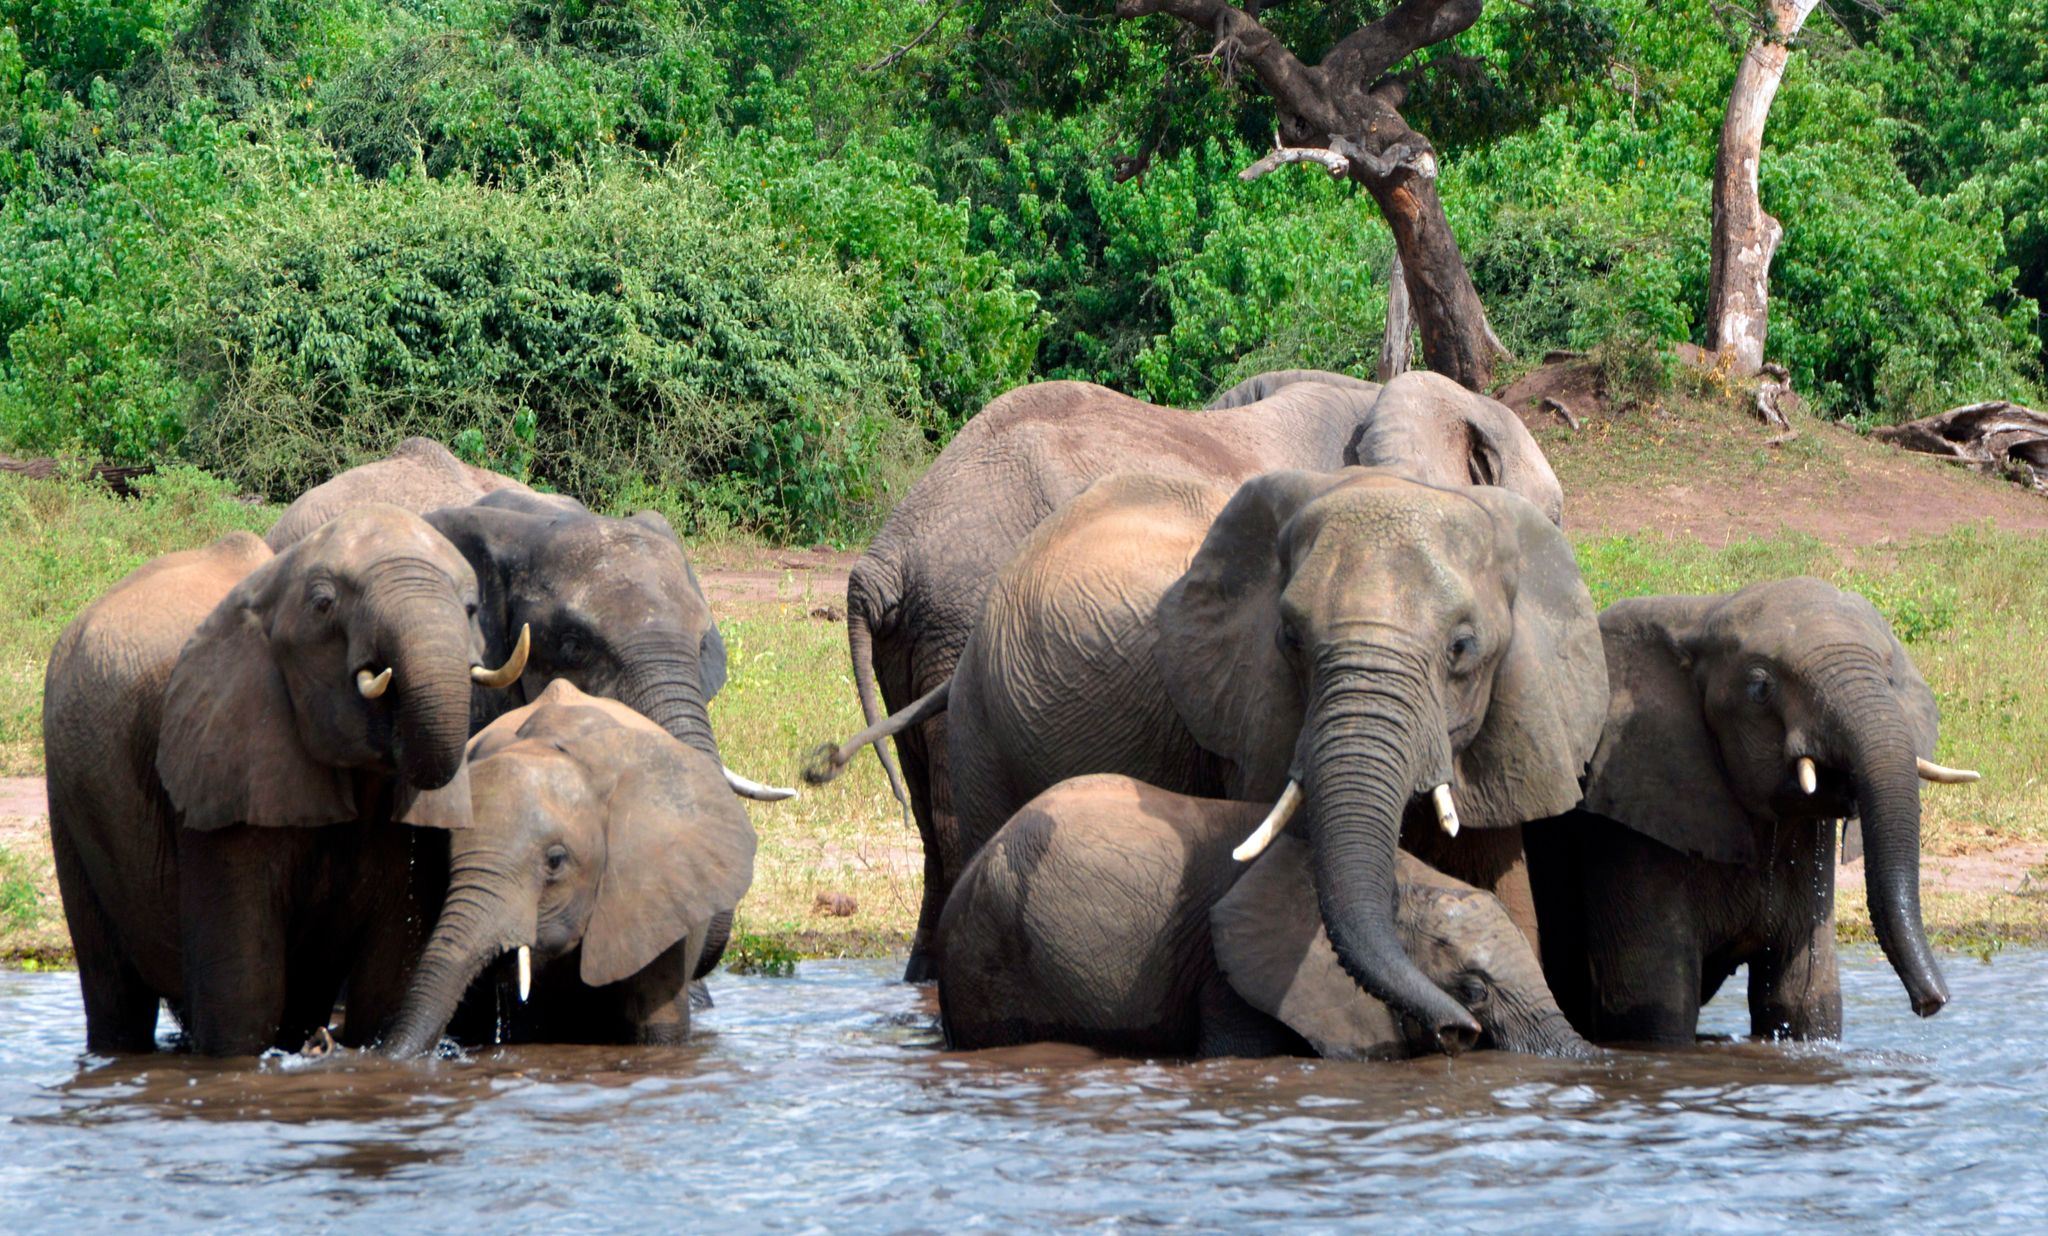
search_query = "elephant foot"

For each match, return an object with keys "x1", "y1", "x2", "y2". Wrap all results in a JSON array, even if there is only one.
[
  {"x1": 901, "y1": 951, "x2": 939, "y2": 984},
  {"x1": 687, "y1": 979, "x2": 714, "y2": 1011}
]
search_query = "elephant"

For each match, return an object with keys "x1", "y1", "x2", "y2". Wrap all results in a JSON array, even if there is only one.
[
  {"x1": 833, "y1": 370, "x2": 1562, "y2": 980},
  {"x1": 264, "y1": 437, "x2": 572, "y2": 551},
  {"x1": 1523, "y1": 578, "x2": 1969, "y2": 1043},
  {"x1": 419, "y1": 491, "x2": 792, "y2": 802},
  {"x1": 938, "y1": 775, "x2": 1591, "y2": 1059},
  {"x1": 1203, "y1": 368, "x2": 1383, "y2": 409},
  {"x1": 830, "y1": 467, "x2": 1606, "y2": 1046},
  {"x1": 44, "y1": 505, "x2": 529, "y2": 1054},
  {"x1": 379, "y1": 680, "x2": 755, "y2": 1054}
]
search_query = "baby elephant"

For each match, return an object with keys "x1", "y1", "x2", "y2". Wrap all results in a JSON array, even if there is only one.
[
  {"x1": 1525, "y1": 577, "x2": 1974, "y2": 1044},
  {"x1": 380, "y1": 680, "x2": 756, "y2": 1054},
  {"x1": 938, "y1": 775, "x2": 1590, "y2": 1060}
]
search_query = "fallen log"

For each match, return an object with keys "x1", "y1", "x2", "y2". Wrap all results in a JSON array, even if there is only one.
[
  {"x1": 0, "y1": 456, "x2": 156, "y2": 496},
  {"x1": 1871, "y1": 401, "x2": 2048, "y2": 492}
]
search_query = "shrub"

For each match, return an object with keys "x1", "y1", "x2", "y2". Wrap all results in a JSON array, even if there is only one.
[{"x1": 180, "y1": 161, "x2": 931, "y2": 541}]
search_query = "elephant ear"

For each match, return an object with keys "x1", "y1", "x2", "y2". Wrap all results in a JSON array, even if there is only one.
[
  {"x1": 1451, "y1": 487, "x2": 1610, "y2": 831},
  {"x1": 1210, "y1": 835, "x2": 1408, "y2": 1060},
  {"x1": 581, "y1": 731, "x2": 757, "y2": 987},
  {"x1": 157, "y1": 576, "x2": 357, "y2": 831},
  {"x1": 1156, "y1": 470, "x2": 1342, "y2": 797},
  {"x1": 1582, "y1": 595, "x2": 1755, "y2": 864}
]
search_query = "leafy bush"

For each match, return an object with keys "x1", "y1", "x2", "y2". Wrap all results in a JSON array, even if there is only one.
[{"x1": 181, "y1": 162, "x2": 931, "y2": 540}]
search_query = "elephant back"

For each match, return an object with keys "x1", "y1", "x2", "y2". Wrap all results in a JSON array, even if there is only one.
[{"x1": 266, "y1": 437, "x2": 534, "y2": 550}]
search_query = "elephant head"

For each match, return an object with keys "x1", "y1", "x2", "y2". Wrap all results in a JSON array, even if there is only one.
[
  {"x1": 1155, "y1": 469, "x2": 1606, "y2": 1048},
  {"x1": 1349, "y1": 371, "x2": 1564, "y2": 527},
  {"x1": 425, "y1": 495, "x2": 789, "y2": 800},
  {"x1": 156, "y1": 504, "x2": 515, "y2": 831},
  {"x1": 1583, "y1": 577, "x2": 1958, "y2": 1018},
  {"x1": 381, "y1": 680, "x2": 756, "y2": 1056},
  {"x1": 1214, "y1": 838, "x2": 1591, "y2": 1058}
]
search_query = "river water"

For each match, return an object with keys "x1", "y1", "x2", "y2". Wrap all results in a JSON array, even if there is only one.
[{"x1": 0, "y1": 946, "x2": 2041, "y2": 1232}]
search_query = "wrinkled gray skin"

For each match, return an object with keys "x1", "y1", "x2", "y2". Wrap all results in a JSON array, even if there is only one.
[
  {"x1": 44, "y1": 507, "x2": 490, "y2": 1055},
  {"x1": 1203, "y1": 368, "x2": 1384, "y2": 409},
  {"x1": 945, "y1": 468, "x2": 1607, "y2": 1049},
  {"x1": 1525, "y1": 578, "x2": 1952, "y2": 1043},
  {"x1": 424, "y1": 491, "x2": 732, "y2": 763},
  {"x1": 840, "y1": 371, "x2": 1560, "y2": 981},
  {"x1": 938, "y1": 775, "x2": 1590, "y2": 1060},
  {"x1": 382, "y1": 682, "x2": 755, "y2": 1055},
  {"x1": 265, "y1": 438, "x2": 576, "y2": 551}
]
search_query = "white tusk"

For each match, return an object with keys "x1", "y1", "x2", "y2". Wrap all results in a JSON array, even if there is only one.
[
  {"x1": 1916, "y1": 757, "x2": 1981, "y2": 785},
  {"x1": 723, "y1": 765, "x2": 798, "y2": 802},
  {"x1": 356, "y1": 666, "x2": 392, "y2": 699},
  {"x1": 1232, "y1": 780, "x2": 1304, "y2": 863},
  {"x1": 472, "y1": 623, "x2": 532, "y2": 688},
  {"x1": 1432, "y1": 784, "x2": 1460, "y2": 837},
  {"x1": 1797, "y1": 757, "x2": 1818, "y2": 795},
  {"x1": 516, "y1": 945, "x2": 531, "y2": 1003}
]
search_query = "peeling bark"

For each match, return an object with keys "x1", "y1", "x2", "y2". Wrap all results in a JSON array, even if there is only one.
[
  {"x1": 1378, "y1": 251, "x2": 1414, "y2": 382},
  {"x1": 1704, "y1": 0, "x2": 1820, "y2": 378}
]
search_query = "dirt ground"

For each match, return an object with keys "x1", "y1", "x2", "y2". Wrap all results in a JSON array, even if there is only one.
[{"x1": 1499, "y1": 356, "x2": 2048, "y2": 546}]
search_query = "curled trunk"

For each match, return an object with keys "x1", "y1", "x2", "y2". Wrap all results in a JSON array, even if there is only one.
[
  {"x1": 371, "y1": 578, "x2": 477, "y2": 790},
  {"x1": 617, "y1": 635, "x2": 720, "y2": 762},
  {"x1": 1306, "y1": 661, "x2": 1482, "y2": 1050},
  {"x1": 381, "y1": 855, "x2": 528, "y2": 1057}
]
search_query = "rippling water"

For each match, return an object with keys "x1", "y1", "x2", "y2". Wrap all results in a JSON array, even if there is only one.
[{"x1": 1, "y1": 947, "x2": 2042, "y2": 1232}]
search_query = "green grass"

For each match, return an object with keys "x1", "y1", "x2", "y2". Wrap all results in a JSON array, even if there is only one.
[
  {"x1": 2, "y1": 470, "x2": 2044, "y2": 965},
  {"x1": 0, "y1": 469, "x2": 276, "y2": 775}
]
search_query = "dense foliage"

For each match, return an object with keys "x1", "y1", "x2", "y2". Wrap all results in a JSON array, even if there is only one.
[{"x1": 0, "y1": 0, "x2": 2039, "y2": 538}]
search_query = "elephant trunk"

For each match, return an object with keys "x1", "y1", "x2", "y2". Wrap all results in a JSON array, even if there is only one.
[
  {"x1": 1306, "y1": 654, "x2": 1484, "y2": 1051},
  {"x1": 617, "y1": 635, "x2": 720, "y2": 762},
  {"x1": 370, "y1": 570, "x2": 477, "y2": 790},
  {"x1": 1821, "y1": 665, "x2": 1948, "y2": 1017},
  {"x1": 381, "y1": 847, "x2": 531, "y2": 1058}
]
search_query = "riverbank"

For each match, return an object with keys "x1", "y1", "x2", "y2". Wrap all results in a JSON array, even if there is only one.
[{"x1": 4, "y1": 372, "x2": 2047, "y2": 966}]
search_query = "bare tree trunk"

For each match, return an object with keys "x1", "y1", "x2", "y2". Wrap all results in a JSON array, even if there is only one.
[
  {"x1": 1704, "y1": 0, "x2": 1820, "y2": 377},
  {"x1": 1378, "y1": 251, "x2": 1413, "y2": 381},
  {"x1": 1120, "y1": 0, "x2": 1499, "y2": 392}
]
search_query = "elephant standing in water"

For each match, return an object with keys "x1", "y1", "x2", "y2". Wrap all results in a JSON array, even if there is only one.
[
  {"x1": 838, "y1": 468, "x2": 1605, "y2": 1046},
  {"x1": 264, "y1": 437, "x2": 571, "y2": 551},
  {"x1": 938, "y1": 775, "x2": 1591, "y2": 1059},
  {"x1": 381, "y1": 681, "x2": 755, "y2": 1054},
  {"x1": 831, "y1": 371, "x2": 1561, "y2": 980},
  {"x1": 1525, "y1": 578, "x2": 1968, "y2": 1042},
  {"x1": 44, "y1": 506, "x2": 528, "y2": 1054}
]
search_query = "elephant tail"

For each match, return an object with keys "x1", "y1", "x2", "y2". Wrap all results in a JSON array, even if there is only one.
[
  {"x1": 805, "y1": 673, "x2": 950, "y2": 805},
  {"x1": 843, "y1": 597, "x2": 917, "y2": 822}
]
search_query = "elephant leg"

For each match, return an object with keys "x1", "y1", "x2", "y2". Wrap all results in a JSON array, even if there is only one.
[
  {"x1": 333, "y1": 827, "x2": 439, "y2": 1048},
  {"x1": 1194, "y1": 971, "x2": 1311, "y2": 1059},
  {"x1": 636, "y1": 993, "x2": 692, "y2": 1046},
  {"x1": 1748, "y1": 917, "x2": 1843, "y2": 1040},
  {"x1": 1525, "y1": 818, "x2": 1595, "y2": 1040},
  {"x1": 50, "y1": 821, "x2": 160, "y2": 1054},
  {"x1": 178, "y1": 828, "x2": 289, "y2": 1055},
  {"x1": 900, "y1": 710, "x2": 952, "y2": 984},
  {"x1": 1584, "y1": 835, "x2": 1707, "y2": 1044}
]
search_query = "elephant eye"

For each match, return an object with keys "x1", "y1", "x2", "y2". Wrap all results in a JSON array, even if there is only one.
[
  {"x1": 1454, "y1": 972, "x2": 1489, "y2": 1008},
  {"x1": 308, "y1": 582, "x2": 337, "y2": 615},
  {"x1": 1447, "y1": 631, "x2": 1479, "y2": 668},
  {"x1": 1745, "y1": 669, "x2": 1774, "y2": 705},
  {"x1": 1276, "y1": 619, "x2": 1303, "y2": 653},
  {"x1": 544, "y1": 845, "x2": 569, "y2": 877}
]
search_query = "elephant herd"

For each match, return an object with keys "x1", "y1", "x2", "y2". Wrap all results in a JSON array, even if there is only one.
[
  {"x1": 41, "y1": 367, "x2": 1977, "y2": 1066},
  {"x1": 811, "y1": 368, "x2": 1978, "y2": 1058}
]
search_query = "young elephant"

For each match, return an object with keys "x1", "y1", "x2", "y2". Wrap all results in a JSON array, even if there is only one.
[
  {"x1": 380, "y1": 680, "x2": 756, "y2": 1054},
  {"x1": 938, "y1": 775, "x2": 1590, "y2": 1059},
  {"x1": 45, "y1": 506, "x2": 523, "y2": 1054},
  {"x1": 1524, "y1": 578, "x2": 1971, "y2": 1043}
]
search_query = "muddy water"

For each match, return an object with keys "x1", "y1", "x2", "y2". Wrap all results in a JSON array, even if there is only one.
[{"x1": 1, "y1": 947, "x2": 2042, "y2": 1232}]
